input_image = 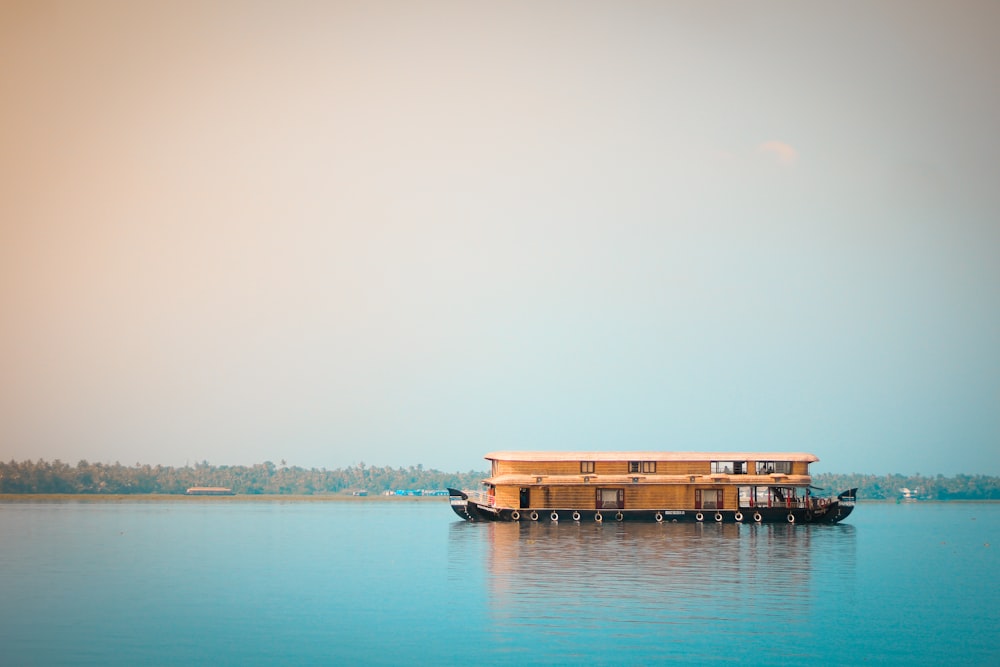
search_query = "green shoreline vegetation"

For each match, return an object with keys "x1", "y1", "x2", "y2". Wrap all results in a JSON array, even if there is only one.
[
  {"x1": 0, "y1": 459, "x2": 481, "y2": 496},
  {"x1": 0, "y1": 459, "x2": 997, "y2": 500}
]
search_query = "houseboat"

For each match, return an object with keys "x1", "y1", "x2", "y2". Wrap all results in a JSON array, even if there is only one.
[{"x1": 449, "y1": 451, "x2": 856, "y2": 524}]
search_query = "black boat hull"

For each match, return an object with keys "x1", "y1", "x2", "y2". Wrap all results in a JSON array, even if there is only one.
[{"x1": 448, "y1": 488, "x2": 856, "y2": 525}]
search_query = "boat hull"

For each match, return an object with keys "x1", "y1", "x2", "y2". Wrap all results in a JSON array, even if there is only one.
[{"x1": 448, "y1": 488, "x2": 856, "y2": 525}]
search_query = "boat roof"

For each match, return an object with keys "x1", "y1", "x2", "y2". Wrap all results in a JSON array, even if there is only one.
[{"x1": 484, "y1": 451, "x2": 819, "y2": 463}]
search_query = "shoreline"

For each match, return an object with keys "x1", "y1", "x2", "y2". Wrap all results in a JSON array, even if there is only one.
[
  {"x1": 0, "y1": 493, "x2": 448, "y2": 503},
  {"x1": 0, "y1": 494, "x2": 995, "y2": 504}
]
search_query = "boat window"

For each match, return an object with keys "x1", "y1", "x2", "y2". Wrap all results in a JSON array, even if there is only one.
[
  {"x1": 695, "y1": 489, "x2": 722, "y2": 510},
  {"x1": 629, "y1": 461, "x2": 656, "y2": 473},
  {"x1": 596, "y1": 488, "x2": 624, "y2": 509},
  {"x1": 749, "y1": 486, "x2": 799, "y2": 507},
  {"x1": 755, "y1": 461, "x2": 791, "y2": 474},
  {"x1": 581, "y1": 461, "x2": 595, "y2": 474},
  {"x1": 711, "y1": 461, "x2": 746, "y2": 474}
]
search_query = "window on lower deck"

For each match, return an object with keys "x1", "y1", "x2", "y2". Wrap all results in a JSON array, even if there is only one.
[
  {"x1": 596, "y1": 488, "x2": 624, "y2": 509},
  {"x1": 749, "y1": 486, "x2": 798, "y2": 507},
  {"x1": 695, "y1": 489, "x2": 723, "y2": 509}
]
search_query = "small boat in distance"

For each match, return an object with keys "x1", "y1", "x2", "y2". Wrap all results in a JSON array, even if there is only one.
[
  {"x1": 449, "y1": 451, "x2": 856, "y2": 524},
  {"x1": 185, "y1": 486, "x2": 234, "y2": 496}
]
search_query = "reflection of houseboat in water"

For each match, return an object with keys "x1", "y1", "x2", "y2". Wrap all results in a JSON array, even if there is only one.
[{"x1": 449, "y1": 451, "x2": 856, "y2": 524}]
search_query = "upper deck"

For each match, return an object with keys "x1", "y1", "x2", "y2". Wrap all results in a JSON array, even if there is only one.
[
  {"x1": 485, "y1": 451, "x2": 819, "y2": 463},
  {"x1": 482, "y1": 451, "x2": 817, "y2": 487}
]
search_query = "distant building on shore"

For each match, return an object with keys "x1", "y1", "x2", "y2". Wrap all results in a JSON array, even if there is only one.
[
  {"x1": 386, "y1": 489, "x2": 448, "y2": 497},
  {"x1": 186, "y1": 487, "x2": 234, "y2": 496}
]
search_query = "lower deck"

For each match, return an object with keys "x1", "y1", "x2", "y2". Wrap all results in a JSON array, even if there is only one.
[
  {"x1": 450, "y1": 484, "x2": 857, "y2": 525},
  {"x1": 486, "y1": 483, "x2": 820, "y2": 513}
]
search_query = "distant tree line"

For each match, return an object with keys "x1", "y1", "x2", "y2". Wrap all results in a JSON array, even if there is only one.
[
  {"x1": 812, "y1": 472, "x2": 1000, "y2": 501},
  {"x1": 0, "y1": 459, "x2": 485, "y2": 495},
  {"x1": 1, "y1": 460, "x2": 998, "y2": 499}
]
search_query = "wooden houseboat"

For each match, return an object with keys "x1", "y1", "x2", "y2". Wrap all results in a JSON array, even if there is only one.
[{"x1": 449, "y1": 451, "x2": 856, "y2": 524}]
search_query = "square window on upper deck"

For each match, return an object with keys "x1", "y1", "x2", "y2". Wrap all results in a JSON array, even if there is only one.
[
  {"x1": 711, "y1": 461, "x2": 746, "y2": 474},
  {"x1": 581, "y1": 461, "x2": 595, "y2": 474},
  {"x1": 755, "y1": 461, "x2": 791, "y2": 474}
]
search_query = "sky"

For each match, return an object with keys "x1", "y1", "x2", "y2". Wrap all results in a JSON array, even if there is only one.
[{"x1": 1, "y1": 1, "x2": 998, "y2": 475}]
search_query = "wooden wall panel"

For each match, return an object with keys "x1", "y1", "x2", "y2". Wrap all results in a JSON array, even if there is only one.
[
  {"x1": 497, "y1": 460, "x2": 583, "y2": 475},
  {"x1": 495, "y1": 486, "x2": 520, "y2": 508},
  {"x1": 497, "y1": 460, "x2": 717, "y2": 476},
  {"x1": 627, "y1": 486, "x2": 690, "y2": 508},
  {"x1": 494, "y1": 483, "x2": 759, "y2": 510}
]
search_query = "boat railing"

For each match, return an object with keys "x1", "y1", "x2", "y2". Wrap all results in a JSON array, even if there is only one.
[
  {"x1": 466, "y1": 490, "x2": 494, "y2": 506},
  {"x1": 837, "y1": 489, "x2": 858, "y2": 506},
  {"x1": 739, "y1": 498, "x2": 815, "y2": 510}
]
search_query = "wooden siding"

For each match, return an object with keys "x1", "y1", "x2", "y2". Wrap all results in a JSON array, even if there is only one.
[
  {"x1": 491, "y1": 482, "x2": 763, "y2": 510},
  {"x1": 486, "y1": 451, "x2": 819, "y2": 463},
  {"x1": 495, "y1": 459, "x2": 730, "y2": 477},
  {"x1": 495, "y1": 485, "x2": 520, "y2": 508},
  {"x1": 626, "y1": 485, "x2": 690, "y2": 508},
  {"x1": 490, "y1": 458, "x2": 813, "y2": 478},
  {"x1": 495, "y1": 460, "x2": 585, "y2": 476}
]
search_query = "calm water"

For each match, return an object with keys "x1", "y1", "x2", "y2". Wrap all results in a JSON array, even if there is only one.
[{"x1": 1, "y1": 500, "x2": 997, "y2": 666}]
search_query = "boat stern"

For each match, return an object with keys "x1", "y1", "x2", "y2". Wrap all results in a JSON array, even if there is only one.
[
  {"x1": 448, "y1": 488, "x2": 473, "y2": 521},
  {"x1": 818, "y1": 488, "x2": 858, "y2": 524}
]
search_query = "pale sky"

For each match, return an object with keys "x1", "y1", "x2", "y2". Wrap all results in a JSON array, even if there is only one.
[{"x1": 2, "y1": 1, "x2": 998, "y2": 475}]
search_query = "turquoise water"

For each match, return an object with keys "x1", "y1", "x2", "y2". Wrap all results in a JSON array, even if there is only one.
[{"x1": 0, "y1": 500, "x2": 996, "y2": 665}]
